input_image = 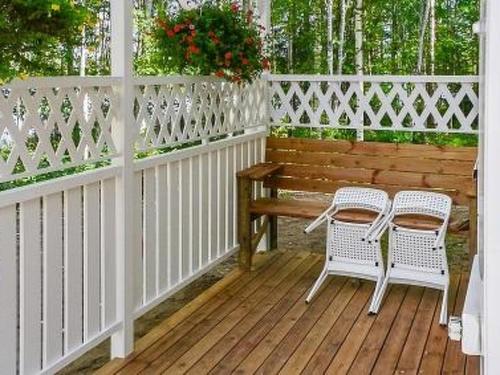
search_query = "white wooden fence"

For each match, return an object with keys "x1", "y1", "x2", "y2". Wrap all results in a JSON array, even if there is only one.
[
  {"x1": 0, "y1": 76, "x2": 267, "y2": 374},
  {"x1": 0, "y1": 74, "x2": 477, "y2": 374},
  {"x1": 268, "y1": 75, "x2": 479, "y2": 138}
]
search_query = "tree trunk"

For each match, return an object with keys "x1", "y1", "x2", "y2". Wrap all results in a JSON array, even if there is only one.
[
  {"x1": 417, "y1": 0, "x2": 431, "y2": 74},
  {"x1": 338, "y1": 0, "x2": 346, "y2": 74},
  {"x1": 327, "y1": 0, "x2": 334, "y2": 74},
  {"x1": 354, "y1": 0, "x2": 363, "y2": 75},
  {"x1": 429, "y1": 0, "x2": 436, "y2": 74}
]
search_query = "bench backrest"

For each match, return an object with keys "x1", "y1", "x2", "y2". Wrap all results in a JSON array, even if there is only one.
[{"x1": 264, "y1": 137, "x2": 477, "y2": 206}]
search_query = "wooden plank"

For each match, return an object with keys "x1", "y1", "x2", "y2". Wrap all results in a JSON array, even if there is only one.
[
  {"x1": 250, "y1": 197, "x2": 328, "y2": 219},
  {"x1": 346, "y1": 285, "x2": 407, "y2": 375},
  {"x1": 140, "y1": 252, "x2": 312, "y2": 374},
  {"x1": 255, "y1": 279, "x2": 360, "y2": 374},
  {"x1": 266, "y1": 150, "x2": 475, "y2": 176},
  {"x1": 64, "y1": 187, "x2": 84, "y2": 352},
  {"x1": 219, "y1": 278, "x2": 345, "y2": 374},
  {"x1": 20, "y1": 198, "x2": 42, "y2": 374},
  {"x1": 133, "y1": 171, "x2": 144, "y2": 307},
  {"x1": 113, "y1": 252, "x2": 296, "y2": 375},
  {"x1": 207, "y1": 259, "x2": 325, "y2": 374},
  {"x1": 83, "y1": 182, "x2": 101, "y2": 340},
  {"x1": 395, "y1": 288, "x2": 441, "y2": 374},
  {"x1": 181, "y1": 158, "x2": 191, "y2": 278},
  {"x1": 210, "y1": 151, "x2": 218, "y2": 261},
  {"x1": 156, "y1": 165, "x2": 169, "y2": 292},
  {"x1": 325, "y1": 287, "x2": 403, "y2": 375},
  {"x1": 168, "y1": 162, "x2": 181, "y2": 287},
  {"x1": 370, "y1": 286, "x2": 425, "y2": 375},
  {"x1": 263, "y1": 177, "x2": 469, "y2": 205},
  {"x1": 95, "y1": 251, "x2": 279, "y2": 375},
  {"x1": 43, "y1": 192, "x2": 64, "y2": 366},
  {"x1": 143, "y1": 167, "x2": 157, "y2": 302},
  {"x1": 183, "y1": 256, "x2": 323, "y2": 375},
  {"x1": 292, "y1": 282, "x2": 374, "y2": 374},
  {"x1": 236, "y1": 162, "x2": 283, "y2": 180},
  {"x1": 266, "y1": 137, "x2": 477, "y2": 161},
  {"x1": 418, "y1": 273, "x2": 461, "y2": 374},
  {"x1": 191, "y1": 155, "x2": 201, "y2": 271},
  {"x1": 0, "y1": 205, "x2": 18, "y2": 374},
  {"x1": 238, "y1": 176, "x2": 253, "y2": 270},
  {"x1": 101, "y1": 178, "x2": 117, "y2": 328},
  {"x1": 441, "y1": 273, "x2": 470, "y2": 374},
  {"x1": 271, "y1": 164, "x2": 474, "y2": 195},
  {"x1": 200, "y1": 153, "x2": 210, "y2": 266}
]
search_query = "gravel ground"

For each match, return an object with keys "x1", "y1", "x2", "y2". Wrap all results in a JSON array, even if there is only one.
[{"x1": 58, "y1": 192, "x2": 471, "y2": 374}]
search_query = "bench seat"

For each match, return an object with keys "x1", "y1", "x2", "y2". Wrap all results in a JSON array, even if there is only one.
[{"x1": 237, "y1": 137, "x2": 477, "y2": 270}]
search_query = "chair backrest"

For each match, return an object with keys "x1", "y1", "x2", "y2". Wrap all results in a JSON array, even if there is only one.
[
  {"x1": 392, "y1": 190, "x2": 452, "y2": 221},
  {"x1": 333, "y1": 187, "x2": 389, "y2": 213}
]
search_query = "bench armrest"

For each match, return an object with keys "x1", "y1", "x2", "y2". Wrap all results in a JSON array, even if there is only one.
[{"x1": 237, "y1": 163, "x2": 282, "y2": 181}]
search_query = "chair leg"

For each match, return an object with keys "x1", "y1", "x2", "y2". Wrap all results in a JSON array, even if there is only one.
[
  {"x1": 439, "y1": 285, "x2": 449, "y2": 325},
  {"x1": 369, "y1": 276, "x2": 389, "y2": 314},
  {"x1": 368, "y1": 275, "x2": 384, "y2": 314},
  {"x1": 306, "y1": 266, "x2": 329, "y2": 303}
]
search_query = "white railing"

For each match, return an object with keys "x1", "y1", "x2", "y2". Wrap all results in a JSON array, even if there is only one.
[
  {"x1": 267, "y1": 75, "x2": 479, "y2": 137},
  {"x1": 133, "y1": 76, "x2": 267, "y2": 151},
  {"x1": 0, "y1": 76, "x2": 267, "y2": 374},
  {"x1": 0, "y1": 73, "x2": 479, "y2": 374},
  {"x1": 0, "y1": 77, "x2": 122, "y2": 183}
]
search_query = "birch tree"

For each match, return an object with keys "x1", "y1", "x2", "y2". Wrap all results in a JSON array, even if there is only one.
[
  {"x1": 417, "y1": 0, "x2": 431, "y2": 74},
  {"x1": 429, "y1": 0, "x2": 436, "y2": 74},
  {"x1": 354, "y1": 0, "x2": 363, "y2": 75},
  {"x1": 326, "y1": 0, "x2": 333, "y2": 74},
  {"x1": 338, "y1": 0, "x2": 346, "y2": 74}
]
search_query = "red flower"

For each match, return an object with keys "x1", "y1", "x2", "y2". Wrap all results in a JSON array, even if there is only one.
[
  {"x1": 230, "y1": 3, "x2": 239, "y2": 13},
  {"x1": 166, "y1": 29, "x2": 175, "y2": 38},
  {"x1": 242, "y1": 58, "x2": 249, "y2": 65},
  {"x1": 173, "y1": 24, "x2": 182, "y2": 33},
  {"x1": 215, "y1": 70, "x2": 225, "y2": 78},
  {"x1": 188, "y1": 45, "x2": 200, "y2": 54},
  {"x1": 224, "y1": 51, "x2": 233, "y2": 60}
]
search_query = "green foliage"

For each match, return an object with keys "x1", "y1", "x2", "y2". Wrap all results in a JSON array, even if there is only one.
[
  {"x1": 0, "y1": 0, "x2": 90, "y2": 82},
  {"x1": 154, "y1": 2, "x2": 269, "y2": 83}
]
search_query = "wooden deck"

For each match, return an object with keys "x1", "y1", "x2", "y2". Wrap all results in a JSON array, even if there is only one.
[{"x1": 97, "y1": 250, "x2": 479, "y2": 375}]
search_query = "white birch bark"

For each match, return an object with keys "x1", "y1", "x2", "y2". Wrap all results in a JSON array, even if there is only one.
[
  {"x1": 327, "y1": 0, "x2": 334, "y2": 74},
  {"x1": 430, "y1": 0, "x2": 436, "y2": 74},
  {"x1": 417, "y1": 0, "x2": 431, "y2": 74},
  {"x1": 338, "y1": 0, "x2": 346, "y2": 74},
  {"x1": 354, "y1": 0, "x2": 363, "y2": 75}
]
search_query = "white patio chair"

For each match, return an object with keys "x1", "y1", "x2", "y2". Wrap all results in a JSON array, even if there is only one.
[
  {"x1": 369, "y1": 191, "x2": 452, "y2": 325},
  {"x1": 304, "y1": 187, "x2": 391, "y2": 313}
]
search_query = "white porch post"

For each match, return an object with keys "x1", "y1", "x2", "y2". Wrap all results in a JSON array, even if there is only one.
[
  {"x1": 482, "y1": 0, "x2": 500, "y2": 372},
  {"x1": 110, "y1": 0, "x2": 135, "y2": 357}
]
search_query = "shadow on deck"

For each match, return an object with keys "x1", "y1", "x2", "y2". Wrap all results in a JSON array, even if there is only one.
[{"x1": 97, "y1": 250, "x2": 479, "y2": 375}]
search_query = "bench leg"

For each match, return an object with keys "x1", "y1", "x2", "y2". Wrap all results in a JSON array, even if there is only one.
[
  {"x1": 238, "y1": 176, "x2": 253, "y2": 271},
  {"x1": 268, "y1": 188, "x2": 278, "y2": 250}
]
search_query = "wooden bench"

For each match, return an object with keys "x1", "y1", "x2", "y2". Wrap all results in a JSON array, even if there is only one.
[{"x1": 237, "y1": 136, "x2": 478, "y2": 270}]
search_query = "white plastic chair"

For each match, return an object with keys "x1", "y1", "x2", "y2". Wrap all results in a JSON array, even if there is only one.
[
  {"x1": 369, "y1": 191, "x2": 452, "y2": 325},
  {"x1": 304, "y1": 187, "x2": 391, "y2": 313}
]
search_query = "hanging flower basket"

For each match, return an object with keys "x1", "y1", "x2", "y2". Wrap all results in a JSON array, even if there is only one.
[{"x1": 155, "y1": 3, "x2": 270, "y2": 84}]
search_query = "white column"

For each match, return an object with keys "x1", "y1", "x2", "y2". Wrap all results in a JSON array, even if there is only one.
[
  {"x1": 482, "y1": 0, "x2": 500, "y2": 373},
  {"x1": 110, "y1": 0, "x2": 135, "y2": 357},
  {"x1": 258, "y1": 0, "x2": 271, "y2": 39}
]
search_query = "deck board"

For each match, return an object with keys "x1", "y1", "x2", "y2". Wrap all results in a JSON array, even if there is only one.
[{"x1": 97, "y1": 250, "x2": 479, "y2": 375}]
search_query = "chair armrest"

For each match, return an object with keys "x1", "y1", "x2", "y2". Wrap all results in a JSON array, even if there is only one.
[
  {"x1": 237, "y1": 163, "x2": 283, "y2": 181},
  {"x1": 304, "y1": 204, "x2": 337, "y2": 234}
]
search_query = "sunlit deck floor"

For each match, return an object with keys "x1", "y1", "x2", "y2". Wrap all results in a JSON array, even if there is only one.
[{"x1": 97, "y1": 250, "x2": 479, "y2": 375}]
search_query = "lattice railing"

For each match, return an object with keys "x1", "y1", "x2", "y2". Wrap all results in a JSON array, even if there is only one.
[
  {"x1": 133, "y1": 77, "x2": 267, "y2": 152},
  {"x1": 268, "y1": 75, "x2": 479, "y2": 133},
  {"x1": 0, "y1": 77, "x2": 121, "y2": 182}
]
